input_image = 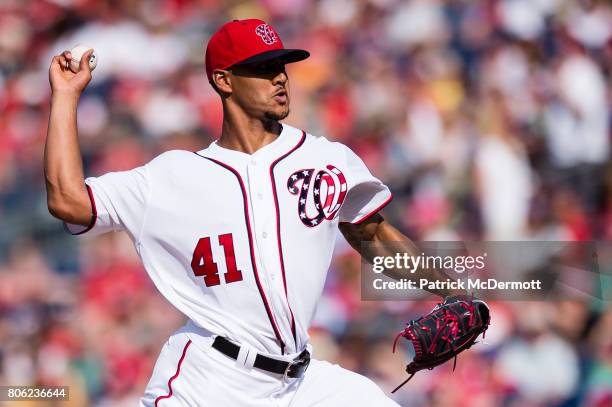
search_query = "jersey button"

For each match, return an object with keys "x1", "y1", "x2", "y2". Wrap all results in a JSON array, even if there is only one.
[
  {"x1": 257, "y1": 193, "x2": 263, "y2": 200},
  {"x1": 251, "y1": 159, "x2": 257, "y2": 166},
  {"x1": 262, "y1": 232, "x2": 268, "y2": 239}
]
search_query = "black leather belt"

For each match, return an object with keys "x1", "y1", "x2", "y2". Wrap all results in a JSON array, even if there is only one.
[{"x1": 212, "y1": 336, "x2": 310, "y2": 379}]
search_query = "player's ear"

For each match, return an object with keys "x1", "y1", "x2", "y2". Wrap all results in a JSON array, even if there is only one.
[{"x1": 212, "y1": 69, "x2": 232, "y2": 95}]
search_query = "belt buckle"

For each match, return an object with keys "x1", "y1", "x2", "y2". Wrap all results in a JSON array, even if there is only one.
[{"x1": 283, "y1": 350, "x2": 310, "y2": 380}]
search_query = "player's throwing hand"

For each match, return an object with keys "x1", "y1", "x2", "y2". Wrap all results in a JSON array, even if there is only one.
[{"x1": 48, "y1": 49, "x2": 94, "y2": 96}]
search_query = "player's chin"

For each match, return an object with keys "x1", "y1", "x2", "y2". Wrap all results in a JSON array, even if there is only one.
[{"x1": 264, "y1": 107, "x2": 290, "y2": 121}]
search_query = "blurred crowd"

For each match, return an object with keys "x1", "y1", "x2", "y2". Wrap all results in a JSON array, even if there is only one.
[{"x1": 0, "y1": 0, "x2": 611, "y2": 405}]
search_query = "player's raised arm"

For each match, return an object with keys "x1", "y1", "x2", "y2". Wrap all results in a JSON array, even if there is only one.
[
  {"x1": 44, "y1": 49, "x2": 95, "y2": 226},
  {"x1": 339, "y1": 213, "x2": 465, "y2": 298}
]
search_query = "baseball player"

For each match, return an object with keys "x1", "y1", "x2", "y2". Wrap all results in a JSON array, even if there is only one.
[{"x1": 45, "y1": 19, "x2": 460, "y2": 406}]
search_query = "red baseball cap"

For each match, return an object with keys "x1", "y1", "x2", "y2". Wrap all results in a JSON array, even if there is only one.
[{"x1": 205, "y1": 19, "x2": 309, "y2": 83}]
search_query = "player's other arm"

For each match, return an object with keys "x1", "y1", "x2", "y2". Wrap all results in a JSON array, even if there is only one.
[
  {"x1": 44, "y1": 49, "x2": 95, "y2": 226},
  {"x1": 339, "y1": 214, "x2": 463, "y2": 298}
]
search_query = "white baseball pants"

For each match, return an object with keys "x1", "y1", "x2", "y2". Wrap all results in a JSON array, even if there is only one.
[{"x1": 140, "y1": 321, "x2": 399, "y2": 407}]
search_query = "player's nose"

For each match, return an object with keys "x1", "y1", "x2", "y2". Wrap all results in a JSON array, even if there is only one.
[{"x1": 272, "y1": 68, "x2": 288, "y2": 86}]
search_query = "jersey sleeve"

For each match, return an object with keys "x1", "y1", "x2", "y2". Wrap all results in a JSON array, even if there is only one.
[
  {"x1": 338, "y1": 144, "x2": 393, "y2": 224},
  {"x1": 64, "y1": 165, "x2": 150, "y2": 240}
]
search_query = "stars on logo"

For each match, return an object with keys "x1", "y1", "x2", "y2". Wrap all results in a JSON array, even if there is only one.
[
  {"x1": 255, "y1": 24, "x2": 279, "y2": 46},
  {"x1": 287, "y1": 166, "x2": 346, "y2": 228}
]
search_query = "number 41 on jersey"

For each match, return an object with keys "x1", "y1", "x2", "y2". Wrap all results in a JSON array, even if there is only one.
[{"x1": 190, "y1": 233, "x2": 243, "y2": 287}]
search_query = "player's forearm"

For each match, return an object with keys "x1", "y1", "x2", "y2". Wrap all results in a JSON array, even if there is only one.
[
  {"x1": 340, "y1": 216, "x2": 464, "y2": 298},
  {"x1": 44, "y1": 92, "x2": 91, "y2": 225},
  {"x1": 370, "y1": 223, "x2": 463, "y2": 298}
]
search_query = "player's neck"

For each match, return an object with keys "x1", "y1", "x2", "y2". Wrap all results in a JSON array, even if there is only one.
[{"x1": 218, "y1": 112, "x2": 281, "y2": 155}]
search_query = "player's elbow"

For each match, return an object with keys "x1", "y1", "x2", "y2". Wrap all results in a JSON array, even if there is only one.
[
  {"x1": 45, "y1": 181, "x2": 92, "y2": 223},
  {"x1": 47, "y1": 196, "x2": 72, "y2": 221},
  {"x1": 47, "y1": 195, "x2": 91, "y2": 226}
]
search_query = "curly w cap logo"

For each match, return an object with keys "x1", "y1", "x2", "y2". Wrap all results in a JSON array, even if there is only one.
[
  {"x1": 287, "y1": 165, "x2": 348, "y2": 227},
  {"x1": 255, "y1": 24, "x2": 279, "y2": 45}
]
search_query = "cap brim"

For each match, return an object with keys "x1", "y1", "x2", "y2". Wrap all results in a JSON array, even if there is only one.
[{"x1": 232, "y1": 49, "x2": 310, "y2": 67}]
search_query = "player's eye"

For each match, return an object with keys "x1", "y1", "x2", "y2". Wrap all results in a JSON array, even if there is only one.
[{"x1": 254, "y1": 63, "x2": 272, "y2": 72}]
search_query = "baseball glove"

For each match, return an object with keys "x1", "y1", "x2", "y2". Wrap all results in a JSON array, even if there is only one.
[{"x1": 391, "y1": 295, "x2": 490, "y2": 392}]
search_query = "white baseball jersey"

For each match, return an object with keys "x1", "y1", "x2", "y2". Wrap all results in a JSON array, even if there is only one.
[{"x1": 67, "y1": 123, "x2": 392, "y2": 355}]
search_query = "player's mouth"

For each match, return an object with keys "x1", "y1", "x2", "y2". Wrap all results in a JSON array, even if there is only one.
[{"x1": 273, "y1": 89, "x2": 288, "y2": 104}]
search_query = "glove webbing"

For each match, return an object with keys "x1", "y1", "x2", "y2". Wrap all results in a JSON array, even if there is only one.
[{"x1": 391, "y1": 297, "x2": 487, "y2": 393}]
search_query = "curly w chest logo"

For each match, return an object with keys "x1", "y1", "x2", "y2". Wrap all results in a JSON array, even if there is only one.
[{"x1": 287, "y1": 165, "x2": 348, "y2": 227}]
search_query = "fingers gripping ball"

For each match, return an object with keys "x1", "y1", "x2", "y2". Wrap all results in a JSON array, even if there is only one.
[{"x1": 69, "y1": 45, "x2": 97, "y2": 73}]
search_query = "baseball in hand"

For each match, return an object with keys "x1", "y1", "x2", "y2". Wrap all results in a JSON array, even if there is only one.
[{"x1": 69, "y1": 45, "x2": 97, "y2": 73}]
